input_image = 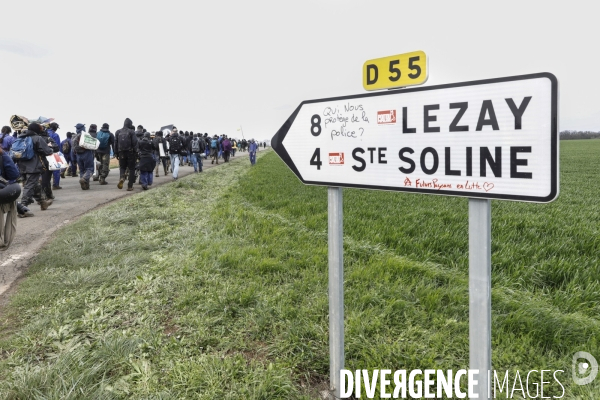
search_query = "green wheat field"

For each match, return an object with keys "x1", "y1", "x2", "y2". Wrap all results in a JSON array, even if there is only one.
[{"x1": 0, "y1": 140, "x2": 598, "y2": 399}]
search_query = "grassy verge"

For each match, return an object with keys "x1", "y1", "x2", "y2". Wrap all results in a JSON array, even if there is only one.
[{"x1": 0, "y1": 141, "x2": 599, "y2": 399}]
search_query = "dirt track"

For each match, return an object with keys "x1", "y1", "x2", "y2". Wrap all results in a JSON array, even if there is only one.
[{"x1": 0, "y1": 149, "x2": 264, "y2": 309}]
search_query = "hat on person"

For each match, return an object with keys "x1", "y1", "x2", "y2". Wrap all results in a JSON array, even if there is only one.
[
  {"x1": 28, "y1": 122, "x2": 42, "y2": 134},
  {"x1": 101, "y1": 123, "x2": 109, "y2": 130},
  {"x1": 75, "y1": 123, "x2": 86, "y2": 130},
  {"x1": 89, "y1": 124, "x2": 98, "y2": 133},
  {"x1": 49, "y1": 122, "x2": 59, "y2": 130}
]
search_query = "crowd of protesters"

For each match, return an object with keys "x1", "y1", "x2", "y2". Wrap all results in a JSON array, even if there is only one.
[{"x1": 1, "y1": 115, "x2": 266, "y2": 250}]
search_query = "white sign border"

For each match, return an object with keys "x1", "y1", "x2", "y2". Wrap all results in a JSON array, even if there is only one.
[{"x1": 272, "y1": 73, "x2": 559, "y2": 203}]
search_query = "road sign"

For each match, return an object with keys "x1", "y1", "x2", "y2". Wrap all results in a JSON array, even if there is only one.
[
  {"x1": 271, "y1": 73, "x2": 558, "y2": 203},
  {"x1": 363, "y1": 50, "x2": 428, "y2": 90}
]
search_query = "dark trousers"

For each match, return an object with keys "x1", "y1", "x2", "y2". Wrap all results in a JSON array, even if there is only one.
[
  {"x1": 155, "y1": 157, "x2": 168, "y2": 175},
  {"x1": 41, "y1": 170, "x2": 53, "y2": 198},
  {"x1": 69, "y1": 152, "x2": 78, "y2": 176},
  {"x1": 119, "y1": 151, "x2": 136, "y2": 188},
  {"x1": 140, "y1": 171, "x2": 154, "y2": 186},
  {"x1": 21, "y1": 173, "x2": 42, "y2": 205},
  {"x1": 52, "y1": 170, "x2": 61, "y2": 187},
  {"x1": 98, "y1": 153, "x2": 111, "y2": 178},
  {"x1": 77, "y1": 150, "x2": 95, "y2": 182}
]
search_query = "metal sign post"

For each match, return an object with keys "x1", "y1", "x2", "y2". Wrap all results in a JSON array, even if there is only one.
[
  {"x1": 328, "y1": 186, "x2": 344, "y2": 399},
  {"x1": 469, "y1": 198, "x2": 492, "y2": 399}
]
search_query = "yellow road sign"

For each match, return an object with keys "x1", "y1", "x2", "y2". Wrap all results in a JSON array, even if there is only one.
[{"x1": 363, "y1": 50, "x2": 428, "y2": 91}]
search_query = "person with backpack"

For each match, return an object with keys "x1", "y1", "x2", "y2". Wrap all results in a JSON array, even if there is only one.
[
  {"x1": 93, "y1": 123, "x2": 114, "y2": 185},
  {"x1": 69, "y1": 129, "x2": 80, "y2": 178},
  {"x1": 153, "y1": 130, "x2": 169, "y2": 177},
  {"x1": 60, "y1": 132, "x2": 75, "y2": 177},
  {"x1": 13, "y1": 123, "x2": 54, "y2": 210},
  {"x1": 38, "y1": 125, "x2": 60, "y2": 200},
  {"x1": 72, "y1": 123, "x2": 94, "y2": 190},
  {"x1": 1, "y1": 126, "x2": 15, "y2": 152},
  {"x1": 219, "y1": 135, "x2": 230, "y2": 163},
  {"x1": 203, "y1": 133, "x2": 210, "y2": 159},
  {"x1": 188, "y1": 133, "x2": 205, "y2": 173},
  {"x1": 210, "y1": 135, "x2": 220, "y2": 165},
  {"x1": 45, "y1": 122, "x2": 63, "y2": 190},
  {"x1": 114, "y1": 118, "x2": 138, "y2": 191},
  {"x1": 167, "y1": 129, "x2": 184, "y2": 180},
  {"x1": 181, "y1": 131, "x2": 190, "y2": 166},
  {"x1": 138, "y1": 132, "x2": 156, "y2": 190}
]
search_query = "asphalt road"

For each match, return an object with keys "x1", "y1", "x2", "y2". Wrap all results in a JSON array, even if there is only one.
[{"x1": 0, "y1": 148, "x2": 266, "y2": 307}]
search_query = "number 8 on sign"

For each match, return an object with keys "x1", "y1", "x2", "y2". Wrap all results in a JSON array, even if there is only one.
[{"x1": 310, "y1": 114, "x2": 321, "y2": 136}]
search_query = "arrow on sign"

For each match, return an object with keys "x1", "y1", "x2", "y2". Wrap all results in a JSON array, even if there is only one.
[{"x1": 271, "y1": 73, "x2": 558, "y2": 203}]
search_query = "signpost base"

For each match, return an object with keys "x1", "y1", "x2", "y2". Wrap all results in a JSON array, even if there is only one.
[{"x1": 469, "y1": 198, "x2": 492, "y2": 399}]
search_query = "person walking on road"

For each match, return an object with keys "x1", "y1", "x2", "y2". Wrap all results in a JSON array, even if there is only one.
[
  {"x1": 114, "y1": 118, "x2": 138, "y2": 191},
  {"x1": 231, "y1": 138, "x2": 237, "y2": 158},
  {"x1": 210, "y1": 135, "x2": 220, "y2": 165},
  {"x1": 249, "y1": 138, "x2": 258, "y2": 166},
  {"x1": 138, "y1": 132, "x2": 156, "y2": 190},
  {"x1": 153, "y1": 130, "x2": 169, "y2": 177},
  {"x1": 46, "y1": 122, "x2": 62, "y2": 190},
  {"x1": 73, "y1": 123, "x2": 94, "y2": 190},
  {"x1": 96, "y1": 123, "x2": 114, "y2": 185},
  {"x1": 221, "y1": 135, "x2": 232, "y2": 163},
  {"x1": 188, "y1": 133, "x2": 205, "y2": 173},
  {"x1": 15, "y1": 123, "x2": 54, "y2": 210},
  {"x1": 60, "y1": 132, "x2": 75, "y2": 177},
  {"x1": 167, "y1": 129, "x2": 184, "y2": 180},
  {"x1": 38, "y1": 125, "x2": 59, "y2": 199}
]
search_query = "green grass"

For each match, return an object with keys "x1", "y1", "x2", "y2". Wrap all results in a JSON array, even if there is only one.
[{"x1": 0, "y1": 141, "x2": 598, "y2": 398}]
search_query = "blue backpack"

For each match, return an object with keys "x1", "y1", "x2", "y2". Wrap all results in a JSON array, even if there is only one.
[
  {"x1": 211, "y1": 139, "x2": 217, "y2": 149},
  {"x1": 10, "y1": 136, "x2": 35, "y2": 161},
  {"x1": 97, "y1": 130, "x2": 110, "y2": 150}
]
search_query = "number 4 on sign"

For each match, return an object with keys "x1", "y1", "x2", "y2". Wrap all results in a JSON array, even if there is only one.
[{"x1": 310, "y1": 148, "x2": 322, "y2": 170}]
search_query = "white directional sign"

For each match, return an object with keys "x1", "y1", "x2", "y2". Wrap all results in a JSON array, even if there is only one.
[{"x1": 271, "y1": 73, "x2": 558, "y2": 202}]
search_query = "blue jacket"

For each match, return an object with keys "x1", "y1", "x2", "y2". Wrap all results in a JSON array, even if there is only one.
[
  {"x1": 1, "y1": 132, "x2": 15, "y2": 151},
  {"x1": 46, "y1": 129, "x2": 60, "y2": 149},
  {"x1": 1, "y1": 151, "x2": 20, "y2": 183}
]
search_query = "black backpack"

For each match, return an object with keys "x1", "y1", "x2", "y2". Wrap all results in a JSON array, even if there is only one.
[
  {"x1": 169, "y1": 136, "x2": 182, "y2": 152},
  {"x1": 191, "y1": 138, "x2": 200, "y2": 153},
  {"x1": 117, "y1": 130, "x2": 133, "y2": 152},
  {"x1": 61, "y1": 139, "x2": 71, "y2": 154}
]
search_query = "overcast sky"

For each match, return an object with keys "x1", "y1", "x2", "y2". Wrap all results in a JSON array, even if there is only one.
[{"x1": 1, "y1": 0, "x2": 598, "y2": 142}]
